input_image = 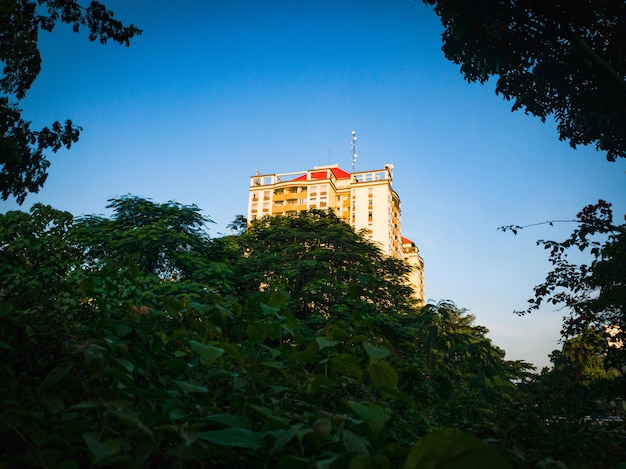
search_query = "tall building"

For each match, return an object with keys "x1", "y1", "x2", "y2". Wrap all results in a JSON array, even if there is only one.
[{"x1": 247, "y1": 163, "x2": 424, "y2": 302}]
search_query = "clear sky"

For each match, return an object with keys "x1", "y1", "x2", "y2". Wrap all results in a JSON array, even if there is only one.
[{"x1": 3, "y1": 0, "x2": 625, "y2": 368}]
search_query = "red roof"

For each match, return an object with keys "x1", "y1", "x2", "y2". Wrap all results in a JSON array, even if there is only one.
[
  {"x1": 330, "y1": 167, "x2": 351, "y2": 179},
  {"x1": 292, "y1": 167, "x2": 351, "y2": 181},
  {"x1": 401, "y1": 236, "x2": 415, "y2": 245}
]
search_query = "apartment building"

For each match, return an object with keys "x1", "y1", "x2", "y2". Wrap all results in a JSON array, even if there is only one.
[{"x1": 247, "y1": 164, "x2": 424, "y2": 302}]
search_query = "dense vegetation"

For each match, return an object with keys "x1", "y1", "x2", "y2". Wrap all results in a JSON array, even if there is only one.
[
  {"x1": 1, "y1": 199, "x2": 624, "y2": 467},
  {"x1": 1, "y1": 1, "x2": 624, "y2": 467}
]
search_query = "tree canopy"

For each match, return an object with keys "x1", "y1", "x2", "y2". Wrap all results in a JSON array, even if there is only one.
[
  {"x1": 0, "y1": 0, "x2": 141, "y2": 203},
  {"x1": 2, "y1": 199, "x2": 546, "y2": 467},
  {"x1": 423, "y1": 0, "x2": 626, "y2": 161}
]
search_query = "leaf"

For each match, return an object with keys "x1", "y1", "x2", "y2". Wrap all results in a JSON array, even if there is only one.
[
  {"x1": 316, "y1": 336, "x2": 339, "y2": 350},
  {"x1": 330, "y1": 354, "x2": 363, "y2": 380},
  {"x1": 363, "y1": 341, "x2": 390, "y2": 364},
  {"x1": 173, "y1": 380, "x2": 209, "y2": 394},
  {"x1": 83, "y1": 432, "x2": 121, "y2": 466},
  {"x1": 189, "y1": 340, "x2": 224, "y2": 367},
  {"x1": 312, "y1": 417, "x2": 332, "y2": 439},
  {"x1": 247, "y1": 320, "x2": 282, "y2": 341},
  {"x1": 368, "y1": 361, "x2": 398, "y2": 389},
  {"x1": 342, "y1": 429, "x2": 369, "y2": 455},
  {"x1": 200, "y1": 413, "x2": 252, "y2": 430},
  {"x1": 115, "y1": 358, "x2": 134, "y2": 373},
  {"x1": 403, "y1": 429, "x2": 511, "y2": 469},
  {"x1": 39, "y1": 361, "x2": 74, "y2": 393},
  {"x1": 348, "y1": 401, "x2": 390, "y2": 437},
  {"x1": 196, "y1": 428, "x2": 266, "y2": 449}
]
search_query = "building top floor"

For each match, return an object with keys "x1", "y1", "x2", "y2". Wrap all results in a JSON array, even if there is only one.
[{"x1": 250, "y1": 164, "x2": 394, "y2": 189}]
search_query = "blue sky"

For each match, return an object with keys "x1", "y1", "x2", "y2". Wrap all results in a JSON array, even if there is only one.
[{"x1": 3, "y1": 0, "x2": 625, "y2": 368}]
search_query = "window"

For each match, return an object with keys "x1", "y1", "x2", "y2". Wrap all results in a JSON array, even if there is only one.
[
  {"x1": 263, "y1": 190, "x2": 270, "y2": 200},
  {"x1": 368, "y1": 212, "x2": 373, "y2": 222},
  {"x1": 263, "y1": 202, "x2": 270, "y2": 212},
  {"x1": 251, "y1": 203, "x2": 258, "y2": 212},
  {"x1": 252, "y1": 193, "x2": 259, "y2": 201}
]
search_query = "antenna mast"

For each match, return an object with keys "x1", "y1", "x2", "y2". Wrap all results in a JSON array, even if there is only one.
[{"x1": 351, "y1": 130, "x2": 358, "y2": 170}]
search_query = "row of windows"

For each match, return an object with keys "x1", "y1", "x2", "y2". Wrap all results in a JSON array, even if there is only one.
[{"x1": 253, "y1": 184, "x2": 329, "y2": 200}]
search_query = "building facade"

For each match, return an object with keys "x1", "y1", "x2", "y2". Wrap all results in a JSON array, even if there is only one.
[{"x1": 247, "y1": 164, "x2": 424, "y2": 302}]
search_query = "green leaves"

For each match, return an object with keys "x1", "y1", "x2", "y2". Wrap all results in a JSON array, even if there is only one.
[
  {"x1": 348, "y1": 401, "x2": 390, "y2": 437},
  {"x1": 368, "y1": 361, "x2": 399, "y2": 389},
  {"x1": 196, "y1": 428, "x2": 266, "y2": 449},
  {"x1": 2, "y1": 201, "x2": 580, "y2": 467},
  {"x1": 0, "y1": 2, "x2": 140, "y2": 204},
  {"x1": 424, "y1": 0, "x2": 626, "y2": 161},
  {"x1": 83, "y1": 433, "x2": 122, "y2": 466},
  {"x1": 189, "y1": 340, "x2": 224, "y2": 367},
  {"x1": 403, "y1": 429, "x2": 511, "y2": 469},
  {"x1": 363, "y1": 341, "x2": 390, "y2": 363}
]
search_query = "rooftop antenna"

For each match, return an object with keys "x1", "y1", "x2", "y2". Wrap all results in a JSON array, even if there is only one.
[{"x1": 351, "y1": 130, "x2": 358, "y2": 170}]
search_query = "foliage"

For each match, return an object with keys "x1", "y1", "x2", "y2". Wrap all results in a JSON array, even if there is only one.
[
  {"x1": 0, "y1": 203, "x2": 79, "y2": 312},
  {"x1": 410, "y1": 301, "x2": 528, "y2": 431},
  {"x1": 422, "y1": 0, "x2": 626, "y2": 161},
  {"x1": 503, "y1": 200, "x2": 625, "y2": 346},
  {"x1": 0, "y1": 0, "x2": 141, "y2": 203},
  {"x1": 73, "y1": 195, "x2": 215, "y2": 280},
  {"x1": 500, "y1": 328, "x2": 624, "y2": 468},
  {"x1": 499, "y1": 201, "x2": 626, "y2": 467},
  {"x1": 226, "y1": 214, "x2": 248, "y2": 235},
  {"x1": 235, "y1": 210, "x2": 417, "y2": 329},
  {"x1": 1, "y1": 201, "x2": 529, "y2": 468}
]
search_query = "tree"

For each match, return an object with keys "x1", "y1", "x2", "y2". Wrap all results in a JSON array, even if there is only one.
[
  {"x1": 410, "y1": 301, "x2": 529, "y2": 430},
  {"x1": 504, "y1": 200, "x2": 625, "y2": 345},
  {"x1": 73, "y1": 195, "x2": 214, "y2": 280},
  {"x1": 232, "y1": 210, "x2": 418, "y2": 330},
  {"x1": 226, "y1": 214, "x2": 248, "y2": 234},
  {"x1": 501, "y1": 200, "x2": 625, "y2": 443},
  {"x1": 0, "y1": 0, "x2": 141, "y2": 203},
  {"x1": 1, "y1": 200, "x2": 516, "y2": 467},
  {"x1": 0, "y1": 203, "x2": 81, "y2": 315},
  {"x1": 422, "y1": 0, "x2": 626, "y2": 161}
]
